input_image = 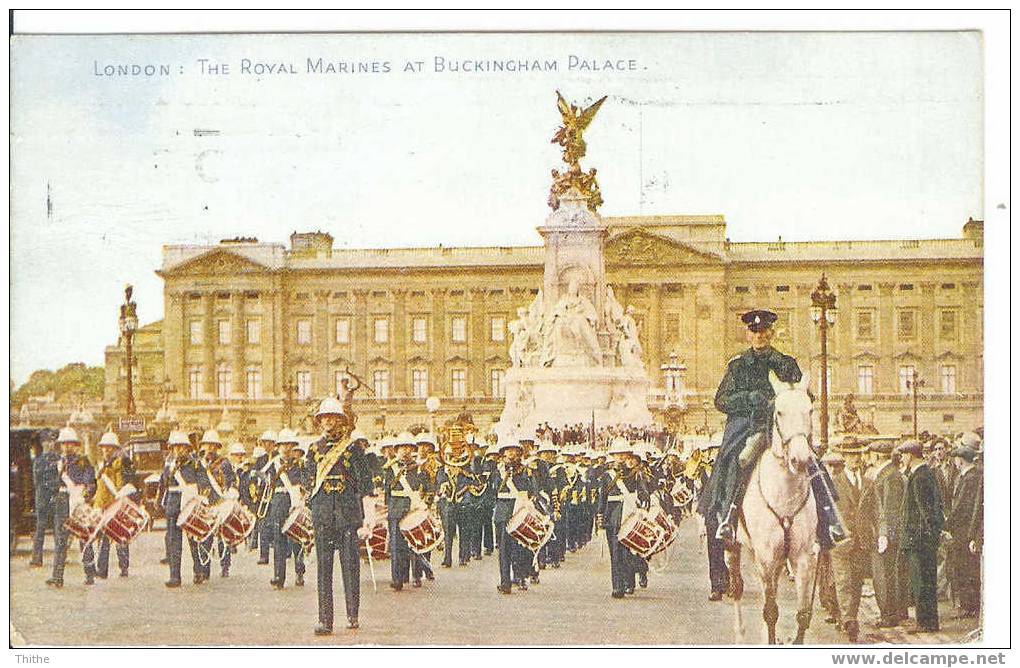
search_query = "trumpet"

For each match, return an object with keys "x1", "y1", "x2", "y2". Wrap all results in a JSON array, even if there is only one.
[{"x1": 256, "y1": 458, "x2": 292, "y2": 520}]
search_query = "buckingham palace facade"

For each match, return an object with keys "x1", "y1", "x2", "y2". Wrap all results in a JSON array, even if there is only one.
[{"x1": 104, "y1": 215, "x2": 984, "y2": 439}]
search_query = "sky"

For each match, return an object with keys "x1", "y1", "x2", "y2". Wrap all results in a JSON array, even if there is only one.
[{"x1": 9, "y1": 31, "x2": 983, "y2": 385}]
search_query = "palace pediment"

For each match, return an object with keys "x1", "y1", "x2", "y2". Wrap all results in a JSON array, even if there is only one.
[
  {"x1": 161, "y1": 248, "x2": 273, "y2": 277},
  {"x1": 605, "y1": 229, "x2": 723, "y2": 267}
]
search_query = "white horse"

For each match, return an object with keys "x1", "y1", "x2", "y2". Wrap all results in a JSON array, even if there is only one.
[{"x1": 726, "y1": 370, "x2": 819, "y2": 644}]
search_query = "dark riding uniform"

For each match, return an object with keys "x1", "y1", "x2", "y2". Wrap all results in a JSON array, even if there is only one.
[{"x1": 698, "y1": 310, "x2": 844, "y2": 548}]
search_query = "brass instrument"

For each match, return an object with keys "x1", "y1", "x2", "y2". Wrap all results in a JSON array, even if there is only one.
[{"x1": 256, "y1": 458, "x2": 292, "y2": 520}]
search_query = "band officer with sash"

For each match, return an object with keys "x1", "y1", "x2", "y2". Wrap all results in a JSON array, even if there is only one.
[
  {"x1": 307, "y1": 397, "x2": 372, "y2": 634},
  {"x1": 93, "y1": 428, "x2": 138, "y2": 579}
]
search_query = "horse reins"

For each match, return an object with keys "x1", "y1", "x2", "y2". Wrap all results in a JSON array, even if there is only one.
[{"x1": 755, "y1": 413, "x2": 812, "y2": 558}]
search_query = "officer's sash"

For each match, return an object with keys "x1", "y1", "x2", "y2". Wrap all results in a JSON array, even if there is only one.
[{"x1": 311, "y1": 441, "x2": 349, "y2": 498}]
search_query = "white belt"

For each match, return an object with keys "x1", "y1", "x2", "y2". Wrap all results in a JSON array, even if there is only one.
[
  {"x1": 607, "y1": 495, "x2": 624, "y2": 502},
  {"x1": 391, "y1": 491, "x2": 411, "y2": 498},
  {"x1": 497, "y1": 493, "x2": 516, "y2": 500}
]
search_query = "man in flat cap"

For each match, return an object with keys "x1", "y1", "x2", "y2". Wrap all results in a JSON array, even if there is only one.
[
  {"x1": 869, "y1": 439, "x2": 909, "y2": 627},
  {"x1": 699, "y1": 309, "x2": 845, "y2": 547},
  {"x1": 945, "y1": 444, "x2": 982, "y2": 618},
  {"x1": 829, "y1": 439, "x2": 876, "y2": 642},
  {"x1": 895, "y1": 439, "x2": 945, "y2": 633}
]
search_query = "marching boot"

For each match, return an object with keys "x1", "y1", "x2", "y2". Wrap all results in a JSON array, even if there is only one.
[
  {"x1": 412, "y1": 578, "x2": 422, "y2": 588},
  {"x1": 708, "y1": 591, "x2": 724, "y2": 602},
  {"x1": 497, "y1": 584, "x2": 512, "y2": 594},
  {"x1": 314, "y1": 624, "x2": 333, "y2": 636},
  {"x1": 45, "y1": 578, "x2": 63, "y2": 588},
  {"x1": 346, "y1": 617, "x2": 359, "y2": 630},
  {"x1": 296, "y1": 574, "x2": 305, "y2": 587},
  {"x1": 164, "y1": 579, "x2": 181, "y2": 588},
  {"x1": 638, "y1": 572, "x2": 648, "y2": 588},
  {"x1": 612, "y1": 590, "x2": 626, "y2": 599},
  {"x1": 120, "y1": 569, "x2": 129, "y2": 578}
]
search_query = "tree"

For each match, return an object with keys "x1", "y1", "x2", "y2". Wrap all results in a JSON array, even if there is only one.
[{"x1": 10, "y1": 363, "x2": 105, "y2": 408}]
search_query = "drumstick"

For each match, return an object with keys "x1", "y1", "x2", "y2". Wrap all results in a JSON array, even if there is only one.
[{"x1": 364, "y1": 533, "x2": 378, "y2": 592}]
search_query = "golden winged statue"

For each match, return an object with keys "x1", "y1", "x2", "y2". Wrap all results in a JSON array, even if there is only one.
[{"x1": 549, "y1": 91, "x2": 607, "y2": 212}]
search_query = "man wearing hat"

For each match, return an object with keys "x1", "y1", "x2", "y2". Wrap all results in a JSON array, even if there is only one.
[
  {"x1": 596, "y1": 438, "x2": 650, "y2": 599},
  {"x1": 699, "y1": 309, "x2": 845, "y2": 548},
  {"x1": 29, "y1": 432, "x2": 62, "y2": 569},
  {"x1": 190, "y1": 429, "x2": 224, "y2": 584},
  {"x1": 945, "y1": 444, "x2": 982, "y2": 618},
  {"x1": 895, "y1": 439, "x2": 945, "y2": 633},
  {"x1": 160, "y1": 430, "x2": 194, "y2": 587},
  {"x1": 250, "y1": 431, "x2": 276, "y2": 560},
  {"x1": 869, "y1": 439, "x2": 909, "y2": 627},
  {"x1": 385, "y1": 432, "x2": 433, "y2": 589},
  {"x1": 268, "y1": 429, "x2": 304, "y2": 589},
  {"x1": 47, "y1": 427, "x2": 98, "y2": 588},
  {"x1": 307, "y1": 397, "x2": 372, "y2": 633},
  {"x1": 535, "y1": 439, "x2": 563, "y2": 569},
  {"x1": 93, "y1": 429, "x2": 137, "y2": 579},
  {"x1": 435, "y1": 446, "x2": 462, "y2": 568},
  {"x1": 490, "y1": 438, "x2": 537, "y2": 594},
  {"x1": 829, "y1": 438, "x2": 876, "y2": 642}
]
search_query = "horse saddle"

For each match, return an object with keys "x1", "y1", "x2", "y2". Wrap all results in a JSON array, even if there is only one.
[{"x1": 738, "y1": 432, "x2": 769, "y2": 469}]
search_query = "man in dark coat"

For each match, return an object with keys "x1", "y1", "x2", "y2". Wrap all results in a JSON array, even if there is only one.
[
  {"x1": 896, "y1": 439, "x2": 945, "y2": 633},
  {"x1": 698, "y1": 309, "x2": 845, "y2": 547},
  {"x1": 870, "y1": 440, "x2": 909, "y2": 627},
  {"x1": 945, "y1": 445, "x2": 982, "y2": 617}
]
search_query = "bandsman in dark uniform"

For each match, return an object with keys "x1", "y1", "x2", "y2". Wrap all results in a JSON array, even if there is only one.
[
  {"x1": 699, "y1": 309, "x2": 845, "y2": 547},
  {"x1": 385, "y1": 432, "x2": 434, "y2": 588},
  {"x1": 30, "y1": 433, "x2": 61, "y2": 569},
  {"x1": 47, "y1": 427, "x2": 97, "y2": 588},
  {"x1": 194, "y1": 429, "x2": 226, "y2": 582},
  {"x1": 249, "y1": 432, "x2": 275, "y2": 558},
  {"x1": 159, "y1": 430, "x2": 193, "y2": 588},
  {"x1": 308, "y1": 397, "x2": 371, "y2": 634},
  {"x1": 93, "y1": 428, "x2": 138, "y2": 579},
  {"x1": 596, "y1": 438, "x2": 650, "y2": 599},
  {"x1": 535, "y1": 439, "x2": 561, "y2": 569},
  {"x1": 269, "y1": 429, "x2": 307, "y2": 589},
  {"x1": 435, "y1": 444, "x2": 461, "y2": 568},
  {"x1": 896, "y1": 439, "x2": 945, "y2": 633},
  {"x1": 490, "y1": 437, "x2": 537, "y2": 594}
]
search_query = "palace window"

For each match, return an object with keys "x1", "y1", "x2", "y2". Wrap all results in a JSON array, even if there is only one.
[
  {"x1": 373, "y1": 318, "x2": 389, "y2": 344},
  {"x1": 246, "y1": 319, "x2": 260, "y2": 344},
  {"x1": 217, "y1": 320, "x2": 231, "y2": 345},
  {"x1": 940, "y1": 365, "x2": 957, "y2": 394},
  {"x1": 335, "y1": 318, "x2": 351, "y2": 344},
  {"x1": 296, "y1": 319, "x2": 312, "y2": 345},
  {"x1": 189, "y1": 320, "x2": 203, "y2": 345},
  {"x1": 897, "y1": 310, "x2": 916, "y2": 341},
  {"x1": 188, "y1": 366, "x2": 203, "y2": 399},
  {"x1": 939, "y1": 309, "x2": 958, "y2": 341},
  {"x1": 245, "y1": 367, "x2": 262, "y2": 399},
  {"x1": 451, "y1": 316, "x2": 467, "y2": 343},
  {"x1": 775, "y1": 285, "x2": 790, "y2": 293},
  {"x1": 665, "y1": 314, "x2": 680, "y2": 341},
  {"x1": 216, "y1": 364, "x2": 231, "y2": 399},
  {"x1": 735, "y1": 286, "x2": 749, "y2": 294},
  {"x1": 490, "y1": 316, "x2": 506, "y2": 342},
  {"x1": 295, "y1": 371, "x2": 312, "y2": 400},
  {"x1": 857, "y1": 365, "x2": 874, "y2": 395},
  {"x1": 857, "y1": 284, "x2": 873, "y2": 291},
  {"x1": 490, "y1": 369, "x2": 506, "y2": 398},
  {"x1": 941, "y1": 283, "x2": 956, "y2": 290},
  {"x1": 898, "y1": 365, "x2": 916, "y2": 395},
  {"x1": 856, "y1": 309, "x2": 875, "y2": 340},
  {"x1": 943, "y1": 414, "x2": 955, "y2": 423},
  {"x1": 412, "y1": 317, "x2": 428, "y2": 344},
  {"x1": 451, "y1": 369, "x2": 467, "y2": 399},
  {"x1": 372, "y1": 370, "x2": 390, "y2": 399},
  {"x1": 411, "y1": 369, "x2": 429, "y2": 399},
  {"x1": 899, "y1": 284, "x2": 914, "y2": 291}
]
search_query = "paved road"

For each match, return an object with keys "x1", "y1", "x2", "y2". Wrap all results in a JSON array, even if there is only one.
[{"x1": 10, "y1": 520, "x2": 978, "y2": 646}]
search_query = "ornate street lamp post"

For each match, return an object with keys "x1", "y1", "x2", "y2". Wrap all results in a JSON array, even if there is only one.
[
  {"x1": 907, "y1": 369, "x2": 926, "y2": 438},
  {"x1": 811, "y1": 274, "x2": 837, "y2": 454},
  {"x1": 119, "y1": 285, "x2": 139, "y2": 417}
]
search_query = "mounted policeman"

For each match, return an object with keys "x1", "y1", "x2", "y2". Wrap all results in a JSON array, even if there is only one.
[{"x1": 697, "y1": 309, "x2": 846, "y2": 548}]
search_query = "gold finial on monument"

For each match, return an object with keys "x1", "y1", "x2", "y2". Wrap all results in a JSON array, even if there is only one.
[{"x1": 549, "y1": 91, "x2": 607, "y2": 212}]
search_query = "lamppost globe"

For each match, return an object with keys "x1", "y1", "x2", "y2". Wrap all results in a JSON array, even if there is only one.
[{"x1": 810, "y1": 305, "x2": 822, "y2": 324}]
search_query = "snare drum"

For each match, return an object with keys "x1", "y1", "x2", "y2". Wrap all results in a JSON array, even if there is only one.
[
  {"x1": 398, "y1": 508, "x2": 443, "y2": 554},
  {"x1": 618, "y1": 509, "x2": 666, "y2": 559},
  {"x1": 648, "y1": 507, "x2": 677, "y2": 555},
  {"x1": 99, "y1": 497, "x2": 150, "y2": 545},
  {"x1": 282, "y1": 505, "x2": 315, "y2": 547},
  {"x1": 177, "y1": 496, "x2": 218, "y2": 542},
  {"x1": 64, "y1": 503, "x2": 102, "y2": 542},
  {"x1": 507, "y1": 504, "x2": 553, "y2": 552},
  {"x1": 216, "y1": 500, "x2": 255, "y2": 547},
  {"x1": 670, "y1": 477, "x2": 695, "y2": 509},
  {"x1": 358, "y1": 522, "x2": 389, "y2": 560}
]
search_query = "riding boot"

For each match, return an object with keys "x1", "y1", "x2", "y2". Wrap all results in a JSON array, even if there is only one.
[
  {"x1": 808, "y1": 459, "x2": 847, "y2": 549},
  {"x1": 715, "y1": 465, "x2": 754, "y2": 544}
]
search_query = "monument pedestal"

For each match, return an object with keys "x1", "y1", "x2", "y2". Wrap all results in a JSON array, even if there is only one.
[{"x1": 500, "y1": 366, "x2": 653, "y2": 434}]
